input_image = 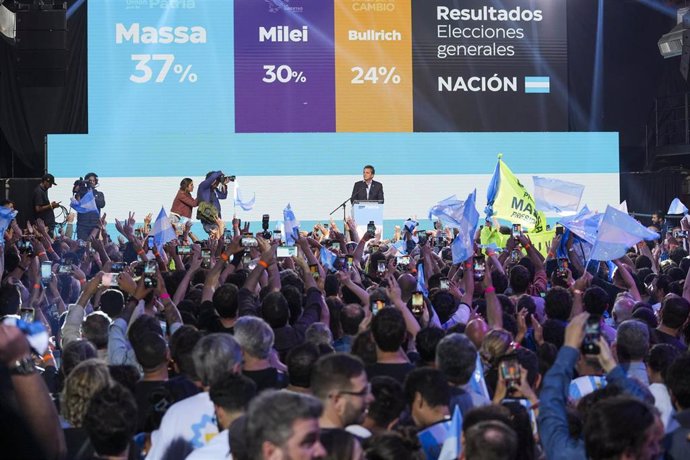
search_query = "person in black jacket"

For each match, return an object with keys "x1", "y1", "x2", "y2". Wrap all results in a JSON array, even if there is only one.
[
  {"x1": 74, "y1": 172, "x2": 106, "y2": 240},
  {"x1": 351, "y1": 165, "x2": 384, "y2": 203}
]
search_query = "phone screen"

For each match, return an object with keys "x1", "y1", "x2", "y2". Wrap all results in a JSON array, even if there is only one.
[
  {"x1": 512, "y1": 224, "x2": 522, "y2": 238},
  {"x1": 309, "y1": 264, "x2": 319, "y2": 279},
  {"x1": 176, "y1": 245, "x2": 192, "y2": 255},
  {"x1": 582, "y1": 317, "x2": 601, "y2": 355},
  {"x1": 439, "y1": 278, "x2": 450, "y2": 290},
  {"x1": 147, "y1": 236, "x2": 155, "y2": 250},
  {"x1": 144, "y1": 261, "x2": 157, "y2": 288},
  {"x1": 102, "y1": 273, "x2": 117, "y2": 287},
  {"x1": 377, "y1": 261, "x2": 386, "y2": 273},
  {"x1": 277, "y1": 246, "x2": 297, "y2": 258},
  {"x1": 331, "y1": 241, "x2": 340, "y2": 251},
  {"x1": 111, "y1": 262, "x2": 126, "y2": 273},
  {"x1": 19, "y1": 307, "x2": 35, "y2": 323},
  {"x1": 372, "y1": 300, "x2": 385, "y2": 315},
  {"x1": 499, "y1": 358, "x2": 521, "y2": 385},
  {"x1": 40, "y1": 261, "x2": 52, "y2": 281}
]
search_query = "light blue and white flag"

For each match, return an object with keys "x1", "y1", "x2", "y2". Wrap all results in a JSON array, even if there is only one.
[
  {"x1": 404, "y1": 218, "x2": 418, "y2": 234},
  {"x1": 391, "y1": 240, "x2": 407, "y2": 255},
  {"x1": 428, "y1": 195, "x2": 465, "y2": 228},
  {"x1": 0, "y1": 206, "x2": 18, "y2": 245},
  {"x1": 70, "y1": 190, "x2": 98, "y2": 214},
  {"x1": 151, "y1": 207, "x2": 176, "y2": 253},
  {"x1": 417, "y1": 417, "x2": 453, "y2": 460},
  {"x1": 590, "y1": 206, "x2": 659, "y2": 261},
  {"x1": 449, "y1": 190, "x2": 479, "y2": 264},
  {"x1": 233, "y1": 180, "x2": 255, "y2": 211},
  {"x1": 319, "y1": 247, "x2": 337, "y2": 272},
  {"x1": 533, "y1": 176, "x2": 584, "y2": 215},
  {"x1": 417, "y1": 262, "x2": 428, "y2": 297},
  {"x1": 437, "y1": 406, "x2": 463, "y2": 460},
  {"x1": 283, "y1": 203, "x2": 300, "y2": 246},
  {"x1": 667, "y1": 197, "x2": 688, "y2": 215},
  {"x1": 559, "y1": 206, "x2": 601, "y2": 245}
]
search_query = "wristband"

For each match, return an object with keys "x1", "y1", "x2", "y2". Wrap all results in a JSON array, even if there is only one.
[
  {"x1": 160, "y1": 292, "x2": 171, "y2": 300},
  {"x1": 524, "y1": 243, "x2": 531, "y2": 250},
  {"x1": 258, "y1": 260, "x2": 269, "y2": 269},
  {"x1": 220, "y1": 252, "x2": 229, "y2": 262},
  {"x1": 486, "y1": 250, "x2": 495, "y2": 257},
  {"x1": 46, "y1": 246, "x2": 54, "y2": 253},
  {"x1": 37, "y1": 251, "x2": 46, "y2": 258},
  {"x1": 33, "y1": 283, "x2": 41, "y2": 290},
  {"x1": 548, "y1": 251, "x2": 555, "y2": 258},
  {"x1": 79, "y1": 279, "x2": 86, "y2": 286},
  {"x1": 137, "y1": 249, "x2": 145, "y2": 256},
  {"x1": 464, "y1": 262, "x2": 472, "y2": 269},
  {"x1": 485, "y1": 286, "x2": 496, "y2": 294}
]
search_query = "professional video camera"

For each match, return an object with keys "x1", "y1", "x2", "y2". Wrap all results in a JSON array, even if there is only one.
[{"x1": 72, "y1": 177, "x2": 92, "y2": 198}]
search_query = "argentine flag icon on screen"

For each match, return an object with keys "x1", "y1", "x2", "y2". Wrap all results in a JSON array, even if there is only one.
[{"x1": 524, "y1": 76, "x2": 550, "y2": 93}]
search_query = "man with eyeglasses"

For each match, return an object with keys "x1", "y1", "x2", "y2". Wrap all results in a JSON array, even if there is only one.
[{"x1": 310, "y1": 353, "x2": 374, "y2": 432}]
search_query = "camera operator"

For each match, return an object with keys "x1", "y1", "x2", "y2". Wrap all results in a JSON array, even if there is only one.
[
  {"x1": 32, "y1": 173, "x2": 60, "y2": 236},
  {"x1": 196, "y1": 171, "x2": 234, "y2": 234},
  {"x1": 73, "y1": 172, "x2": 105, "y2": 240}
]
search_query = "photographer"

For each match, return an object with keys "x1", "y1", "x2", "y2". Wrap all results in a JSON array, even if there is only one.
[
  {"x1": 73, "y1": 172, "x2": 105, "y2": 240},
  {"x1": 196, "y1": 170, "x2": 233, "y2": 234}
]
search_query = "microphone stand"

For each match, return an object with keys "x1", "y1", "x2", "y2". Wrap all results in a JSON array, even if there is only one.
[{"x1": 330, "y1": 197, "x2": 351, "y2": 235}]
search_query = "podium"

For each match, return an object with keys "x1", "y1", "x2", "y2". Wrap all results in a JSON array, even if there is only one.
[{"x1": 352, "y1": 200, "x2": 384, "y2": 238}]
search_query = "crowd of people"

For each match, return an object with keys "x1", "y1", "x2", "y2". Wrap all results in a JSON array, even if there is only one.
[{"x1": 1, "y1": 170, "x2": 689, "y2": 460}]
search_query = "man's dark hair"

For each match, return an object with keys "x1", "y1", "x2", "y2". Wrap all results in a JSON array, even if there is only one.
[
  {"x1": 0, "y1": 284, "x2": 21, "y2": 316},
  {"x1": 542, "y1": 319, "x2": 566, "y2": 349},
  {"x1": 646, "y1": 344, "x2": 680, "y2": 380},
  {"x1": 583, "y1": 286, "x2": 609, "y2": 316},
  {"x1": 367, "y1": 376, "x2": 405, "y2": 429},
  {"x1": 132, "y1": 332, "x2": 167, "y2": 372},
  {"x1": 634, "y1": 255, "x2": 653, "y2": 270},
  {"x1": 364, "y1": 164, "x2": 375, "y2": 174},
  {"x1": 544, "y1": 287, "x2": 572, "y2": 321},
  {"x1": 464, "y1": 420, "x2": 518, "y2": 460},
  {"x1": 660, "y1": 295, "x2": 690, "y2": 329},
  {"x1": 286, "y1": 342, "x2": 321, "y2": 389},
  {"x1": 515, "y1": 347, "x2": 540, "y2": 389},
  {"x1": 261, "y1": 292, "x2": 290, "y2": 328},
  {"x1": 403, "y1": 368, "x2": 450, "y2": 408},
  {"x1": 666, "y1": 353, "x2": 690, "y2": 409},
  {"x1": 210, "y1": 373, "x2": 257, "y2": 413},
  {"x1": 491, "y1": 270, "x2": 509, "y2": 294},
  {"x1": 311, "y1": 353, "x2": 365, "y2": 400},
  {"x1": 516, "y1": 295, "x2": 536, "y2": 318},
  {"x1": 584, "y1": 396, "x2": 657, "y2": 460},
  {"x1": 83, "y1": 383, "x2": 137, "y2": 457},
  {"x1": 127, "y1": 315, "x2": 163, "y2": 349},
  {"x1": 213, "y1": 284, "x2": 239, "y2": 319},
  {"x1": 82, "y1": 312, "x2": 111, "y2": 349},
  {"x1": 435, "y1": 333, "x2": 476, "y2": 386},
  {"x1": 509, "y1": 265, "x2": 531, "y2": 294},
  {"x1": 429, "y1": 290, "x2": 456, "y2": 325},
  {"x1": 246, "y1": 391, "x2": 323, "y2": 460},
  {"x1": 415, "y1": 327, "x2": 445, "y2": 365},
  {"x1": 281, "y1": 284, "x2": 303, "y2": 326},
  {"x1": 61, "y1": 339, "x2": 97, "y2": 377},
  {"x1": 170, "y1": 325, "x2": 202, "y2": 380},
  {"x1": 462, "y1": 405, "x2": 512, "y2": 433},
  {"x1": 99, "y1": 289, "x2": 124, "y2": 318},
  {"x1": 371, "y1": 307, "x2": 406, "y2": 352},
  {"x1": 616, "y1": 320, "x2": 650, "y2": 362},
  {"x1": 340, "y1": 303, "x2": 365, "y2": 336},
  {"x1": 669, "y1": 247, "x2": 688, "y2": 266}
]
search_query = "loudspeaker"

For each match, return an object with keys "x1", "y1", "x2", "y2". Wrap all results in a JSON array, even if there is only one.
[
  {"x1": 0, "y1": 177, "x2": 42, "y2": 229},
  {"x1": 12, "y1": 4, "x2": 68, "y2": 87}
]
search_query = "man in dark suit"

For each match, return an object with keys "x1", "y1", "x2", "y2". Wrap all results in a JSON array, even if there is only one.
[{"x1": 350, "y1": 165, "x2": 384, "y2": 203}]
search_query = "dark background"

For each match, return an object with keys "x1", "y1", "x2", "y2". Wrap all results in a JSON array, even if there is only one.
[{"x1": 0, "y1": 0, "x2": 687, "y2": 208}]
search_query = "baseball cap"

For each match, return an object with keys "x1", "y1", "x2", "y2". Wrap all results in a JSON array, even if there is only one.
[{"x1": 42, "y1": 174, "x2": 57, "y2": 186}]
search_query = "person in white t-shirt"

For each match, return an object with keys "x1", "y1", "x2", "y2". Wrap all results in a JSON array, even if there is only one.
[
  {"x1": 146, "y1": 333, "x2": 242, "y2": 459},
  {"x1": 186, "y1": 373, "x2": 257, "y2": 460}
]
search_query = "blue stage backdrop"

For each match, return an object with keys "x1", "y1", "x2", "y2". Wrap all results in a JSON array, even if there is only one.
[{"x1": 48, "y1": 0, "x2": 619, "y2": 235}]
